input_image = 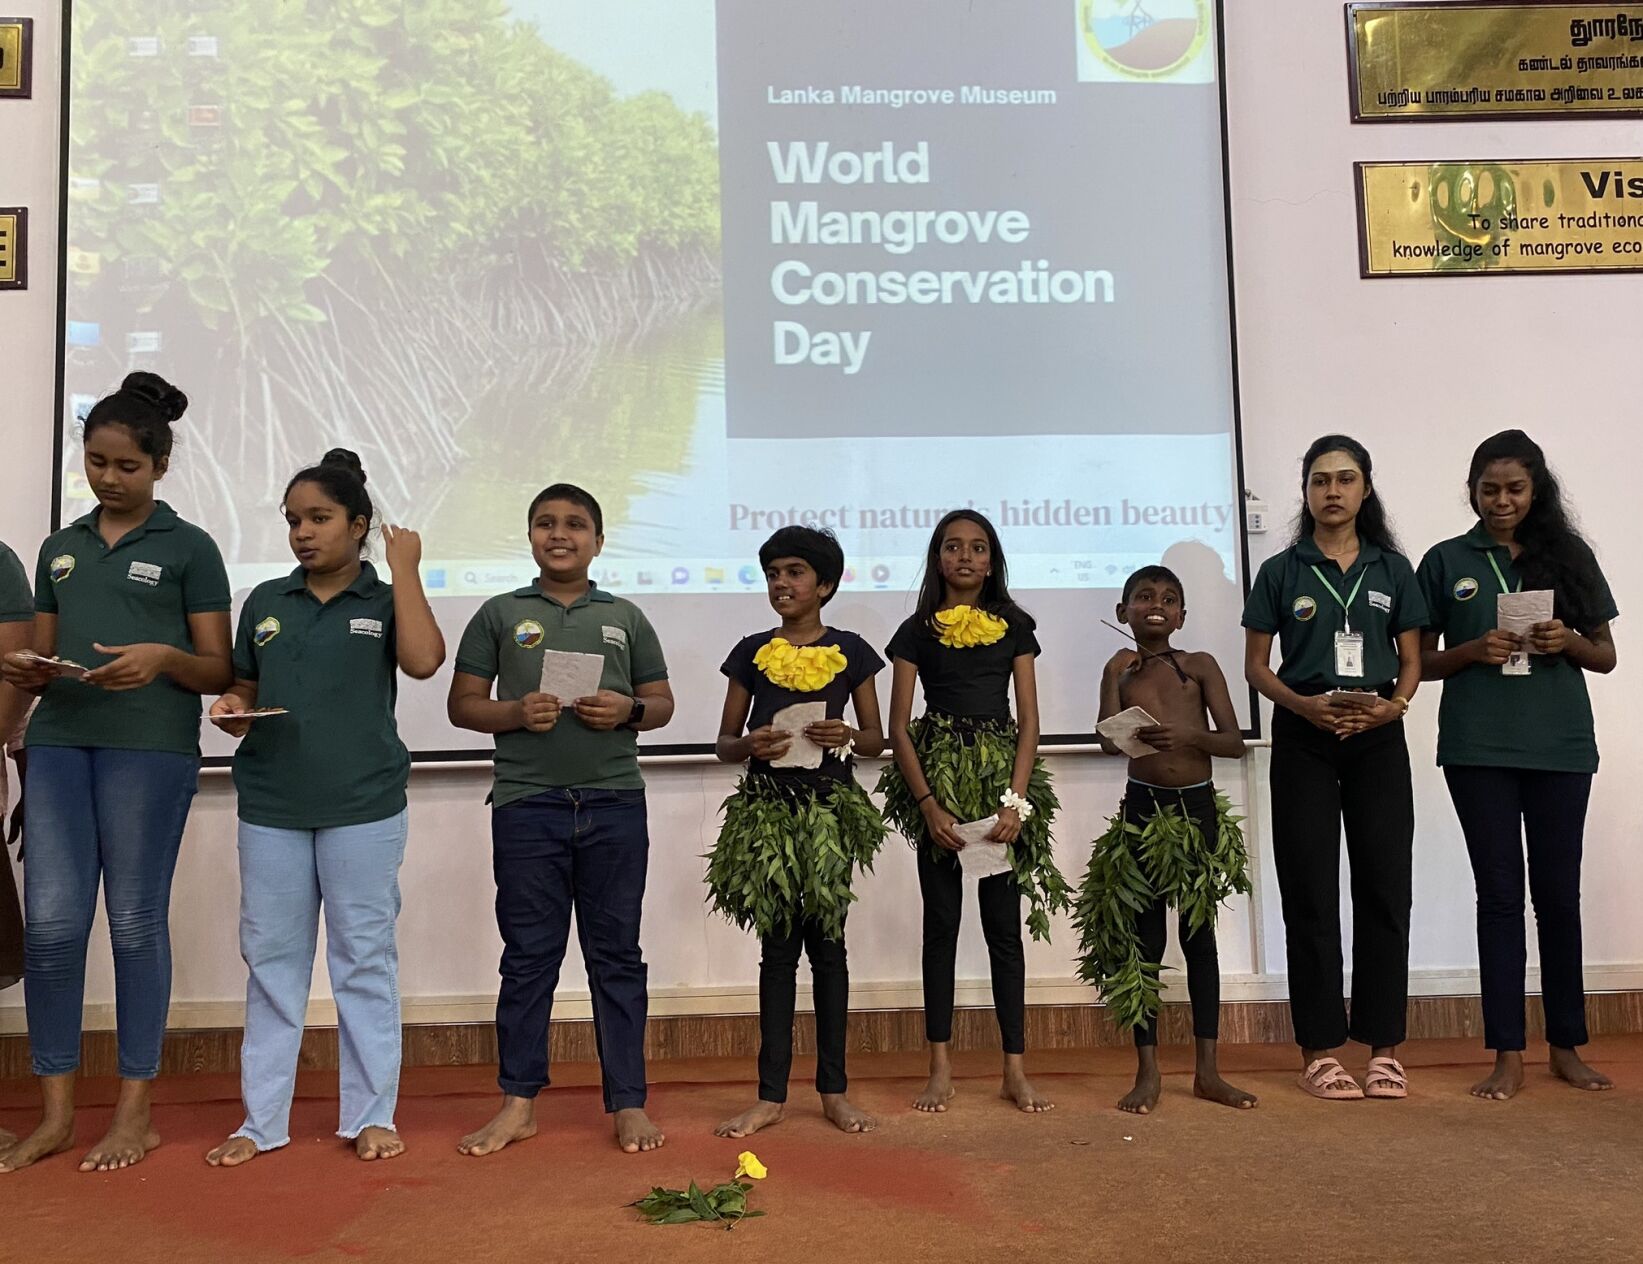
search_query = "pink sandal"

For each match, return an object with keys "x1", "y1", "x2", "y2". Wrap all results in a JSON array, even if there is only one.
[
  {"x1": 1298, "y1": 1057, "x2": 1364, "y2": 1100},
  {"x1": 1364, "y1": 1056, "x2": 1409, "y2": 1099}
]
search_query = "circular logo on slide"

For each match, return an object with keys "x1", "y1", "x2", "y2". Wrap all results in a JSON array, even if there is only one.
[
  {"x1": 253, "y1": 616, "x2": 281, "y2": 647},
  {"x1": 513, "y1": 619, "x2": 545, "y2": 650},
  {"x1": 1080, "y1": 0, "x2": 1210, "y2": 80},
  {"x1": 1453, "y1": 577, "x2": 1480, "y2": 602},
  {"x1": 49, "y1": 554, "x2": 76, "y2": 583},
  {"x1": 1292, "y1": 595, "x2": 1317, "y2": 622}
]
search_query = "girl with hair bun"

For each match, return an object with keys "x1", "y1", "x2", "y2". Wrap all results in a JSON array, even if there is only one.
[
  {"x1": 1417, "y1": 430, "x2": 1618, "y2": 1100},
  {"x1": 1, "y1": 372, "x2": 235, "y2": 1174},
  {"x1": 205, "y1": 448, "x2": 444, "y2": 1168}
]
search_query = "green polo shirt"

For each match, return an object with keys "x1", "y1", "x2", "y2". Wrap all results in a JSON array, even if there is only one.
[
  {"x1": 0, "y1": 542, "x2": 31, "y2": 624},
  {"x1": 1243, "y1": 538, "x2": 1427, "y2": 693},
  {"x1": 230, "y1": 563, "x2": 409, "y2": 829},
  {"x1": 455, "y1": 581, "x2": 668, "y2": 807},
  {"x1": 1416, "y1": 523, "x2": 1616, "y2": 773},
  {"x1": 31, "y1": 502, "x2": 230, "y2": 755}
]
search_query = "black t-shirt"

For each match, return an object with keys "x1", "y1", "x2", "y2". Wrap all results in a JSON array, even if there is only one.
[
  {"x1": 885, "y1": 610, "x2": 1040, "y2": 721},
  {"x1": 722, "y1": 627, "x2": 884, "y2": 781}
]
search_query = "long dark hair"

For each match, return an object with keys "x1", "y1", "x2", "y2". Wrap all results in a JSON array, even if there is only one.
[
  {"x1": 1290, "y1": 433, "x2": 1404, "y2": 556},
  {"x1": 1467, "y1": 430, "x2": 1605, "y2": 631},
  {"x1": 912, "y1": 509, "x2": 1036, "y2": 633}
]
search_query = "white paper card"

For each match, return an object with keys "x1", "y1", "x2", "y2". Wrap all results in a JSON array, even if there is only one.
[
  {"x1": 538, "y1": 649, "x2": 605, "y2": 703},
  {"x1": 768, "y1": 701, "x2": 826, "y2": 769},
  {"x1": 1096, "y1": 706, "x2": 1160, "y2": 758},
  {"x1": 19, "y1": 651, "x2": 88, "y2": 678},
  {"x1": 1504, "y1": 585, "x2": 1550, "y2": 664},
  {"x1": 1334, "y1": 631, "x2": 1365, "y2": 678},
  {"x1": 208, "y1": 707, "x2": 288, "y2": 724},
  {"x1": 953, "y1": 816, "x2": 1012, "y2": 879}
]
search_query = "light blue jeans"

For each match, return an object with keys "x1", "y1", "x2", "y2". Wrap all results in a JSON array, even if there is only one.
[{"x1": 233, "y1": 810, "x2": 407, "y2": 1150}]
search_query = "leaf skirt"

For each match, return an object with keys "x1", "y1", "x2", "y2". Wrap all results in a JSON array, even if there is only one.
[{"x1": 707, "y1": 773, "x2": 887, "y2": 942}]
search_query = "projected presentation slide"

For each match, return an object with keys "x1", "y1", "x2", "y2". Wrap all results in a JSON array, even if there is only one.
[{"x1": 59, "y1": 0, "x2": 1246, "y2": 752}]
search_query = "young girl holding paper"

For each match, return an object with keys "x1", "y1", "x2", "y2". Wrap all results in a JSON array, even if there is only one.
[
  {"x1": 1416, "y1": 430, "x2": 1617, "y2": 1101},
  {"x1": 205, "y1": 449, "x2": 444, "y2": 1167},
  {"x1": 879, "y1": 509, "x2": 1068, "y2": 1114},
  {"x1": 708, "y1": 526, "x2": 886, "y2": 1138},
  {"x1": 1242, "y1": 435, "x2": 1425, "y2": 1102},
  {"x1": 0, "y1": 373, "x2": 233, "y2": 1174}
]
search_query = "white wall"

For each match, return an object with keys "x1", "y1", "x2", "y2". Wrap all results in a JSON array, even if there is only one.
[{"x1": 2, "y1": 0, "x2": 1639, "y2": 1036}]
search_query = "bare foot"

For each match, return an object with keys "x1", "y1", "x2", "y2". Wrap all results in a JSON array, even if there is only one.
[
  {"x1": 1193, "y1": 1070, "x2": 1258, "y2": 1109},
  {"x1": 457, "y1": 1096, "x2": 537, "y2": 1157},
  {"x1": 614, "y1": 1108, "x2": 665, "y2": 1153},
  {"x1": 79, "y1": 1117, "x2": 160, "y2": 1172},
  {"x1": 714, "y1": 1101, "x2": 784, "y2": 1138},
  {"x1": 1550, "y1": 1046, "x2": 1613, "y2": 1092},
  {"x1": 1118, "y1": 1062, "x2": 1161, "y2": 1115},
  {"x1": 0, "y1": 1118, "x2": 76, "y2": 1173},
  {"x1": 0, "y1": 1128, "x2": 14, "y2": 1149},
  {"x1": 1470, "y1": 1051, "x2": 1525, "y2": 1101},
  {"x1": 355, "y1": 1127, "x2": 405, "y2": 1161},
  {"x1": 821, "y1": 1093, "x2": 877, "y2": 1134},
  {"x1": 913, "y1": 1066, "x2": 955, "y2": 1113},
  {"x1": 1001, "y1": 1064, "x2": 1054, "y2": 1113},
  {"x1": 205, "y1": 1135, "x2": 260, "y2": 1168}
]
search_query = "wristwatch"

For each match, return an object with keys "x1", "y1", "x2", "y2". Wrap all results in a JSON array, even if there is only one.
[{"x1": 621, "y1": 696, "x2": 647, "y2": 731}]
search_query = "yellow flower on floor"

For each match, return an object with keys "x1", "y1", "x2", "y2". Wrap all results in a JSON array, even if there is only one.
[
  {"x1": 735, "y1": 1151, "x2": 768, "y2": 1181},
  {"x1": 933, "y1": 605, "x2": 1008, "y2": 649},
  {"x1": 753, "y1": 637, "x2": 848, "y2": 691}
]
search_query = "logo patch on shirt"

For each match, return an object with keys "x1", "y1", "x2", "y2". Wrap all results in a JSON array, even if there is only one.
[
  {"x1": 48, "y1": 554, "x2": 76, "y2": 583},
  {"x1": 1292, "y1": 595, "x2": 1317, "y2": 622},
  {"x1": 1453, "y1": 577, "x2": 1480, "y2": 602},
  {"x1": 601, "y1": 625, "x2": 627, "y2": 648},
  {"x1": 513, "y1": 619, "x2": 545, "y2": 650},
  {"x1": 349, "y1": 617, "x2": 385, "y2": 639},
  {"x1": 126, "y1": 560, "x2": 162, "y2": 587},
  {"x1": 1367, "y1": 589, "x2": 1392, "y2": 613},
  {"x1": 253, "y1": 616, "x2": 281, "y2": 647}
]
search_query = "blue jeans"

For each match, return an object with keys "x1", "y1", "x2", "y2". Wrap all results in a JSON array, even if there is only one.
[
  {"x1": 23, "y1": 746, "x2": 199, "y2": 1079},
  {"x1": 234, "y1": 811, "x2": 408, "y2": 1150},
  {"x1": 491, "y1": 788, "x2": 649, "y2": 1111}
]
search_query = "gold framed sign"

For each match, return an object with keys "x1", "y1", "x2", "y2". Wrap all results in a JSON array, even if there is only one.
[
  {"x1": 0, "y1": 207, "x2": 25, "y2": 289},
  {"x1": 1356, "y1": 159, "x2": 1643, "y2": 277},
  {"x1": 0, "y1": 16, "x2": 31, "y2": 98},
  {"x1": 1348, "y1": 3, "x2": 1643, "y2": 121}
]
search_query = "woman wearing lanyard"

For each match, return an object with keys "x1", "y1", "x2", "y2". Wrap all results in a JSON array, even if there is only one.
[
  {"x1": 1243, "y1": 435, "x2": 1426, "y2": 1101},
  {"x1": 0, "y1": 373, "x2": 233, "y2": 1173},
  {"x1": 1416, "y1": 430, "x2": 1617, "y2": 1100}
]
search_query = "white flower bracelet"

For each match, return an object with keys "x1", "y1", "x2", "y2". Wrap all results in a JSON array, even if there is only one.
[{"x1": 999, "y1": 789, "x2": 1034, "y2": 821}]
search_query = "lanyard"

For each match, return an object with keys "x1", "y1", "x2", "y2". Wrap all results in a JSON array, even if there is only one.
[
  {"x1": 1486, "y1": 551, "x2": 1521, "y2": 596},
  {"x1": 1309, "y1": 564, "x2": 1365, "y2": 635}
]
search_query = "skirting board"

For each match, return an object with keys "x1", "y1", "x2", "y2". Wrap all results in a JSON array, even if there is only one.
[
  {"x1": 4, "y1": 964, "x2": 1642, "y2": 1034},
  {"x1": 4, "y1": 987, "x2": 1643, "y2": 1082},
  {"x1": 3, "y1": 973, "x2": 1643, "y2": 1071}
]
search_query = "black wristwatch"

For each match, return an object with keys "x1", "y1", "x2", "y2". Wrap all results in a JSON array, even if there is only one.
[{"x1": 621, "y1": 696, "x2": 647, "y2": 731}]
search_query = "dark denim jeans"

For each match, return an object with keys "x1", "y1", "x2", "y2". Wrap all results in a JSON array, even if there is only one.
[{"x1": 490, "y1": 787, "x2": 650, "y2": 1111}]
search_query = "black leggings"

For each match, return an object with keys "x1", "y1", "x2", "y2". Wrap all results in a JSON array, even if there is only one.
[
  {"x1": 757, "y1": 919, "x2": 848, "y2": 1102},
  {"x1": 1124, "y1": 781, "x2": 1222, "y2": 1047},
  {"x1": 918, "y1": 844, "x2": 1026, "y2": 1054}
]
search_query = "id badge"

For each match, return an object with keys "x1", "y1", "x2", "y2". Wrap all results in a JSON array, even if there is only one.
[
  {"x1": 1334, "y1": 631, "x2": 1365, "y2": 678},
  {"x1": 1503, "y1": 650, "x2": 1531, "y2": 677}
]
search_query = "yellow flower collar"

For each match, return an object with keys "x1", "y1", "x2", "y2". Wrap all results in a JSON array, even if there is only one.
[
  {"x1": 754, "y1": 636, "x2": 848, "y2": 692},
  {"x1": 933, "y1": 605, "x2": 1008, "y2": 649}
]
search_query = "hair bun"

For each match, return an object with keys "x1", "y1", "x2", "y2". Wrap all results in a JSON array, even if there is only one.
[
  {"x1": 120, "y1": 371, "x2": 188, "y2": 422},
  {"x1": 320, "y1": 447, "x2": 367, "y2": 486}
]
